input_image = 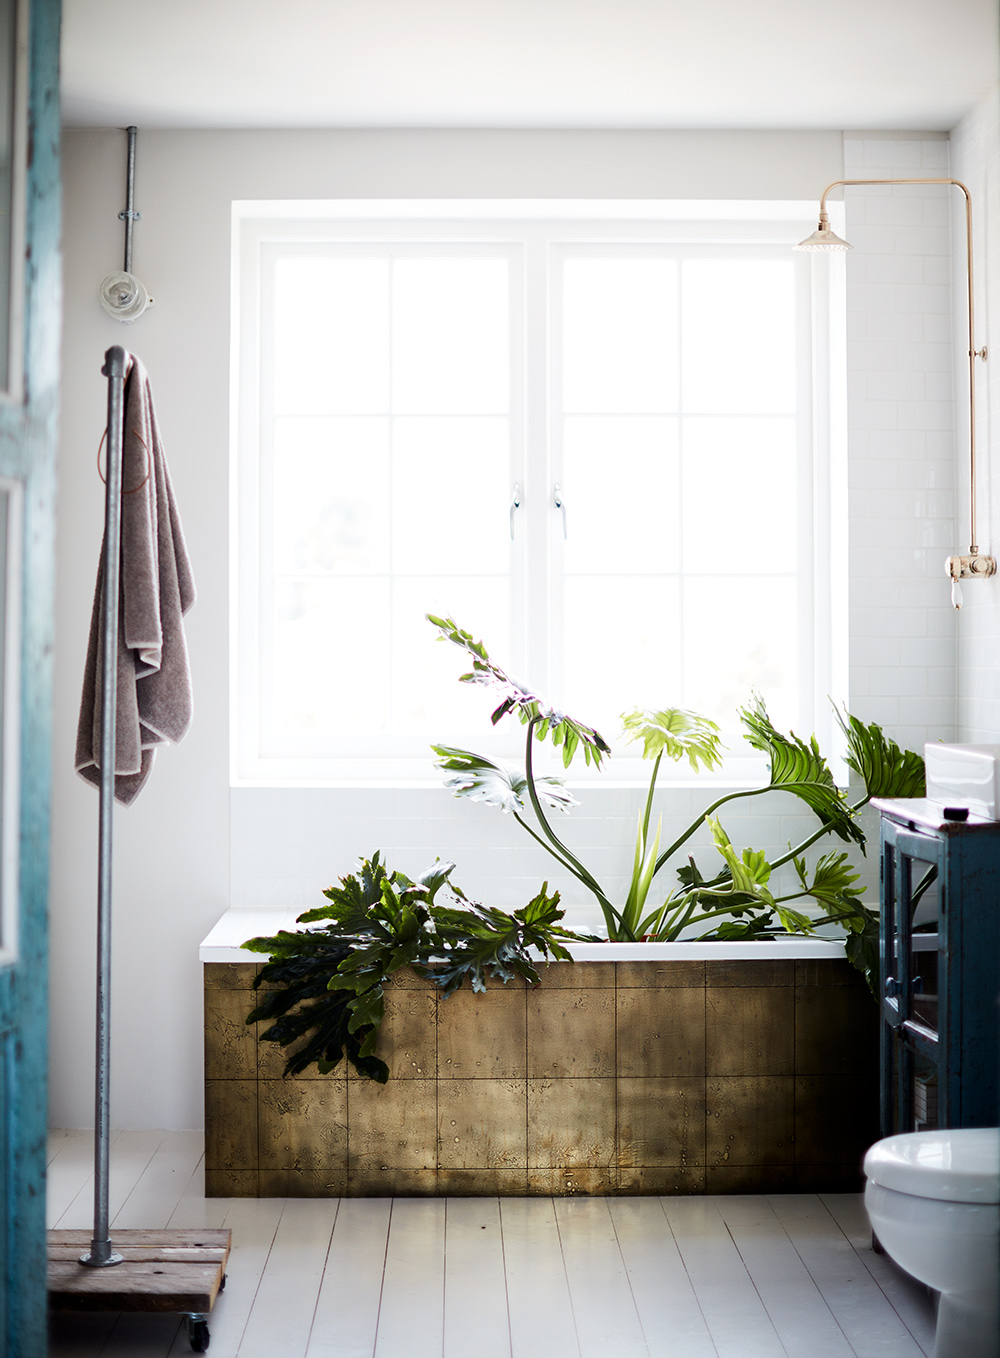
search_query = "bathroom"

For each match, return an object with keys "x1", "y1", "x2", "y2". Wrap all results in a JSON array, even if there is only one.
[{"x1": 11, "y1": 0, "x2": 1000, "y2": 1354}]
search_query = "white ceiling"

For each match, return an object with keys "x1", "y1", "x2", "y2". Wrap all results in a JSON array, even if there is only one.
[{"x1": 61, "y1": 0, "x2": 999, "y2": 132}]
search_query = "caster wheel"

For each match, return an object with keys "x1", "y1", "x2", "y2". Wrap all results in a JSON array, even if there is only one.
[
  {"x1": 219, "y1": 1273, "x2": 227, "y2": 1292},
  {"x1": 871, "y1": 1230, "x2": 884, "y2": 1255},
  {"x1": 188, "y1": 1317, "x2": 210, "y2": 1351}
]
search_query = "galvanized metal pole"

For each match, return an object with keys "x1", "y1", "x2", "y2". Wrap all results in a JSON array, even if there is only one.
[
  {"x1": 80, "y1": 346, "x2": 128, "y2": 1268},
  {"x1": 122, "y1": 127, "x2": 137, "y2": 275}
]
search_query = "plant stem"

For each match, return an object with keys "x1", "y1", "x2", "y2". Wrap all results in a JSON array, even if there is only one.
[
  {"x1": 766, "y1": 796, "x2": 871, "y2": 873},
  {"x1": 654, "y1": 785, "x2": 771, "y2": 874},
  {"x1": 641, "y1": 753, "x2": 662, "y2": 843}
]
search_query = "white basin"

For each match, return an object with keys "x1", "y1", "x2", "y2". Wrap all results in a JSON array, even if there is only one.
[{"x1": 925, "y1": 743, "x2": 1000, "y2": 820}]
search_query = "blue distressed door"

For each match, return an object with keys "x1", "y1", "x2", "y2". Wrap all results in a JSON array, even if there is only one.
[{"x1": 0, "y1": 0, "x2": 60, "y2": 1353}]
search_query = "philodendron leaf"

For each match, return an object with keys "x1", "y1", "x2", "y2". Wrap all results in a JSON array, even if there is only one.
[
  {"x1": 706, "y1": 818, "x2": 775, "y2": 905},
  {"x1": 621, "y1": 707, "x2": 723, "y2": 772},
  {"x1": 833, "y1": 706, "x2": 926, "y2": 801},
  {"x1": 431, "y1": 745, "x2": 578, "y2": 813},
  {"x1": 740, "y1": 696, "x2": 863, "y2": 846},
  {"x1": 793, "y1": 851, "x2": 865, "y2": 918},
  {"x1": 428, "y1": 615, "x2": 611, "y2": 770}
]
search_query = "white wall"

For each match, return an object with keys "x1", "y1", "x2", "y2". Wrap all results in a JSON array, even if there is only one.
[
  {"x1": 53, "y1": 126, "x2": 966, "y2": 1131},
  {"x1": 952, "y1": 93, "x2": 1000, "y2": 740}
]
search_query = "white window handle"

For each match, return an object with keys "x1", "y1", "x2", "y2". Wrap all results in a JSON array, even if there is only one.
[
  {"x1": 553, "y1": 483, "x2": 567, "y2": 539},
  {"x1": 509, "y1": 483, "x2": 521, "y2": 540}
]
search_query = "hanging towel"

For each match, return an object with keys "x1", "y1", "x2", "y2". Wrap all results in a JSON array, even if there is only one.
[{"x1": 75, "y1": 355, "x2": 196, "y2": 805}]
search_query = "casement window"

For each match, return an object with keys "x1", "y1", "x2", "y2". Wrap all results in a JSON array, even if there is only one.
[{"x1": 233, "y1": 202, "x2": 845, "y2": 785}]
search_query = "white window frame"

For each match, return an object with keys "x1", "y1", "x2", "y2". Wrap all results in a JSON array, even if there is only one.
[{"x1": 231, "y1": 200, "x2": 847, "y2": 788}]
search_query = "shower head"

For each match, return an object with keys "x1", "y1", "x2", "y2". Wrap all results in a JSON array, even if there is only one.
[{"x1": 794, "y1": 215, "x2": 851, "y2": 252}]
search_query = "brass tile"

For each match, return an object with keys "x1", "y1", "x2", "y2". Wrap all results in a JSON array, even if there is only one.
[
  {"x1": 437, "y1": 1080, "x2": 527, "y2": 1169},
  {"x1": 706, "y1": 1164, "x2": 795, "y2": 1194},
  {"x1": 616, "y1": 987, "x2": 706, "y2": 1077},
  {"x1": 347, "y1": 988, "x2": 436, "y2": 1080},
  {"x1": 706, "y1": 1076, "x2": 795, "y2": 1168},
  {"x1": 436, "y1": 1167, "x2": 529, "y2": 1196},
  {"x1": 258, "y1": 1078, "x2": 348, "y2": 1171},
  {"x1": 526, "y1": 1078, "x2": 616, "y2": 1168},
  {"x1": 618, "y1": 1165, "x2": 706, "y2": 1195},
  {"x1": 204, "y1": 962, "x2": 258, "y2": 990},
  {"x1": 794, "y1": 985, "x2": 879, "y2": 1076},
  {"x1": 527, "y1": 1167, "x2": 616, "y2": 1196},
  {"x1": 795, "y1": 1074, "x2": 878, "y2": 1167},
  {"x1": 205, "y1": 1169, "x2": 259, "y2": 1198},
  {"x1": 794, "y1": 1164, "x2": 866, "y2": 1192},
  {"x1": 347, "y1": 1078, "x2": 438, "y2": 1171},
  {"x1": 205, "y1": 988, "x2": 258, "y2": 1080},
  {"x1": 348, "y1": 1167, "x2": 440, "y2": 1196},
  {"x1": 616, "y1": 960, "x2": 705, "y2": 989},
  {"x1": 387, "y1": 966, "x2": 439, "y2": 990},
  {"x1": 616, "y1": 1077, "x2": 706, "y2": 1168},
  {"x1": 705, "y1": 958, "x2": 794, "y2": 988},
  {"x1": 795, "y1": 958, "x2": 856, "y2": 988},
  {"x1": 259, "y1": 1169, "x2": 348, "y2": 1197},
  {"x1": 535, "y1": 961, "x2": 616, "y2": 988},
  {"x1": 437, "y1": 989, "x2": 526, "y2": 1078},
  {"x1": 526, "y1": 989, "x2": 616, "y2": 1077},
  {"x1": 706, "y1": 986, "x2": 794, "y2": 1076},
  {"x1": 205, "y1": 1079, "x2": 258, "y2": 1171},
  {"x1": 257, "y1": 1029, "x2": 293, "y2": 1080}
]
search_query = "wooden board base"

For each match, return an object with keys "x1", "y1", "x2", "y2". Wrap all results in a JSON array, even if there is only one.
[{"x1": 47, "y1": 1229, "x2": 231, "y2": 1315}]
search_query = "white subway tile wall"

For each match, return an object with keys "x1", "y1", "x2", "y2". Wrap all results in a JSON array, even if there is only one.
[
  {"x1": 952, "y1": 91, "x2": 1000, "y2": 742},
  {"x1": 233, "y1": 133, "x2": 975, "y2": 926}
]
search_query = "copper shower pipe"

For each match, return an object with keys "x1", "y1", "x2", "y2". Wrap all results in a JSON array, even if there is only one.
[{"x1": 807, "y1": 179, "x2": 992, "y2": 576}]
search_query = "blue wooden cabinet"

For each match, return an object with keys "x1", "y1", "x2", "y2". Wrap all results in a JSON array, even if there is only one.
[{"x1": 874, "y1": 799, "x2": 1000, "y2": 1137}]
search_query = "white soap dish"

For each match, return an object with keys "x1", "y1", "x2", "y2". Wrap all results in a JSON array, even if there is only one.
[{"x1": 924, "y1": 743, "x2": 1000, "y2": 820}]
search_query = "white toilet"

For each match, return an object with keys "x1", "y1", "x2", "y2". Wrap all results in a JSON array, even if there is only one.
[{"x1": 864, "y1": 1127, "x2": 999, "y2": 1358}]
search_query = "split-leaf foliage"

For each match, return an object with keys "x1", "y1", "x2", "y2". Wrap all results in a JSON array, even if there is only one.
[
  {"x1": 428, "y1": 616, "x2": 927, "y2": 992},
  {"x1": 243, "y1": 854, "x2": 590, "y2": 1081}
]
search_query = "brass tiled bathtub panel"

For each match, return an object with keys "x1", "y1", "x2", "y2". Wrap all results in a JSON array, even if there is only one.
[
  {"x1": 526, "y1": 1077, "x2": 616, "y2": 1168},
  {"x1": 259, "y1": 1168, "x2": 349, "y2": 1197},
  {"x1": 616, "y1": 1076, "x2": 707, "y2": 1168},
  {"x1": 347, "y1": 989, "x2": 436, "y2": 1081},
  {"x1": 437, "y1": 1079, "x2": 528, "y2": 1168},
  {"x1": 204, "y1": 987, "x2": 258, "y2": 1081},
  {"x1": 794, "y1": 1074, "x2": 878, "y2": 1166},
  {"x1": 437, "y1": 988, "x2": 527, "y2": 1078},
  {"x1": 535, "y1": 961, "x2": 615, "y2": 988},
  {"x1": 526, "y1": 988, "x2": 616, "y2": 1078},
  {"x1": 348, "y1": 1167, "x2": 441, "y2": 1196},
  {"x1": 705, "y1": 1076, "x2": 795, "y2": 1168},
  {"x1": 204, "y1": 962, "x2": 259, "y2": 990},
  {"x1": 436, "y1": 1167, "x2": 530, "y2": 1196},
  {"x1": 618, "y1": 1165, "x2": 707, "y2": 1195},
  {"x1": 705, "y1": 958, "x2": 794, "y2": 988},
  {"x1": 795, "y1": 957, "x2": 855, "y2": 987},
  {"x1": 204, "y1": 1079, "x2": 258, "y2": 1171},
  {"x1": 706, "y1": 1164, "x2": 795, "y2": 1194},
  {"x1": 205, "y1": 1168, "x2": 259, "y2": 1198},
  {"x1": 527, "y1": 1167, "x2": 617, "y2": 1196},
  {"x1": 706, "y1": 986, "x2": 795, "y2": 1076},
  {"x1": 258, "y1": 1078, "x2": 348, "y2": 1170},
  {"x1": 616, "y1": 959, "x2": 705, "y2": 989},
  {"x1": 616, "y1": 986, "x2": 706, "y2": 1078},
  {"x1": 794, "y1": 1163, "x2": 865, "y2": 1192},
  {"x1": 795, "y1": 984, "x2": 879, "y2": 1076},
  {"x1": 347, "y1": 1077, "x2": 438, "y2": 1171}
]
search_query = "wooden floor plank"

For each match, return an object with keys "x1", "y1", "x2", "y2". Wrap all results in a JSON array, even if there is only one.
[
  {"x1": 165, "y1": 1154, "x2": 229, "y2": 1232},
  {"x1": 607, "y1": 1197, "x2": 718, "y2": 1358},
  {"x1": 374, "y1": 1198, "x2": 447, "y2": 1358},
  {"x1": 442, "y1": 1198, "x2": 510, "y2": 1358},
  {"x1": 660, "y1": 1198, "x2": 786, "y2": 1358},
  {"x1": 500, "y1": 1198, "x2": 580, "y2": 1358},
  {"x1": 46, "y1": 1129, "x2": 123, "y2": 1229},
  {"x1": 112, "y1": 1130, "x2": 206, "y2": 1231},
  {"x1": 819, "y1": 1194, "x2": 936, "y2": 1357},
  {"x1": 554, "y1": 1198, "x2": 648, "y2": 1358},
  {"x1": 164, "y1": 1195, "x2": 286, "y2": 1358},
  {"x1": 714, "y1": 1196, "x2": 855, "y2": 1358},
  {"x1": 53, "y1": 1131, "x2": 165, "y2": 1231},
  {"x1": 90, "y1": 1312, "x2": 184, "y2": 1358},
  {"x1": 767, "y1": 1195, "x2": 928, "y2": 1358},
  {"x1": 48, "y1": 1310, "x2": 119, "y2": 1357},
  {"x1": 306, "y1": 1197, "x2": 388, "y2": 1358},
  {"x1": 234, "y1": 1198, "x2": 337, "y2": 1358}
]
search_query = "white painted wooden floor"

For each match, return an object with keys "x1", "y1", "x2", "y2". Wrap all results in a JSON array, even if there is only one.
[{"x1": 46, "y1": 1129, "x2": 936, "y2": 1358}]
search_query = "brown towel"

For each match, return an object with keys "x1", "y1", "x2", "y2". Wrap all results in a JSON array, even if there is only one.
[{"x1": 75, "y1": 355, "x2": 196, "y2": 805}]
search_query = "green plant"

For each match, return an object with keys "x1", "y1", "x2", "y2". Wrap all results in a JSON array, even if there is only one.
[
  {"x1": 242, "y1": 853, "x2": 589, "y2": 1081},
  {"x1": 428, "y1": 615, "x2": 925, "y2": 987}
]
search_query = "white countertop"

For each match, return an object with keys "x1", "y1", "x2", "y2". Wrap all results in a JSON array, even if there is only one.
[{"x1": 199, "y1": 908, "x2": 848, "y2": 964}]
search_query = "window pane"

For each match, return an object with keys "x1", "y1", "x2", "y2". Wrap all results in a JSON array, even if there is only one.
[
  {"x1": 391, "y1": 417, "x2": 509, "y2": 576},
  {"x1": 563, "y1": 416, "x2": 680, "y2": 575},
  {"x1": 681, "y1": 417, "x2": 797, "y2": 574},
  {"x1": 683, "y1": 576, "x2": 798, "y2": 730},
  {"x1": 682, "y1": 259, "x2": 796, "y2": 415},
  {"x1": 561, "y1": 577, "x2": 683, "y2": 747},
  {"x1": 563, "y1": 258, "x2": 678, "y2": 415},
  {"x1": 267, "y1": 578, "x2": 391, "y2": 751},
  {"x1": 273, "y1": 416, "x2": 389, "y2": 575},
  {"x1": 391, "y1": 578, "x2": 509, "y2": 737},
  {"x1": 274, "y1": 258, "x2": 390, "y2": 416},
  {"x1": 392, "y1": 258, "x2": 509, "y2": 414}
]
